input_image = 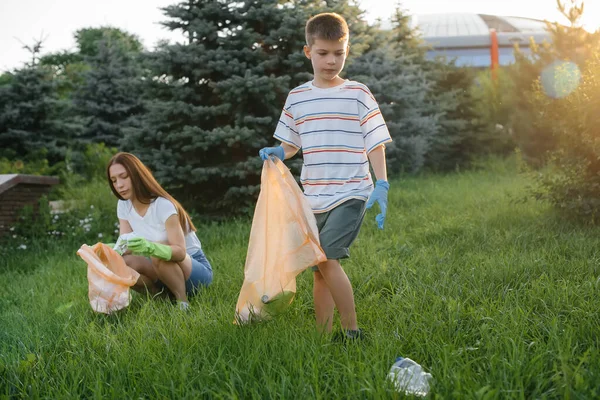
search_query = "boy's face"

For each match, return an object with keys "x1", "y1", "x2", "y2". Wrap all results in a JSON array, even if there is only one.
[{"x1": 304, "y1": 38, "x2": 349, "y2": 86}]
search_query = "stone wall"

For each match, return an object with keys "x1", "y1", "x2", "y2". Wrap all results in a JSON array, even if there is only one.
[{"x1": 0, "y1": 175, "x2": 60, "y2": 236}]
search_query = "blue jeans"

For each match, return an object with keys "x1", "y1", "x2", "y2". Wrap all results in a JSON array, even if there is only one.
[{"x1": 156, "y1": 249, "x2": 213, "y2": 297}]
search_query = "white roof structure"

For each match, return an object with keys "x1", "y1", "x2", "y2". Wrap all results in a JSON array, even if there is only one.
[
  {"x1": 395, "y1": 13, "x2": 552, "y2": 67},
  {"x1": 414, "y1": 13, "x2": 491, "y2": 37}
]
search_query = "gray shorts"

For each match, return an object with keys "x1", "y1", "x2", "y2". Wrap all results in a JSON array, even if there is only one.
[{"x1": 311, "y1": 198, "x2": 367, "y2": 271}]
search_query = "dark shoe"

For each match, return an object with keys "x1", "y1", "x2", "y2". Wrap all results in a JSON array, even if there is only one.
[{"x1": 332, "y1": 328, "x2": 366, "y2": 343}]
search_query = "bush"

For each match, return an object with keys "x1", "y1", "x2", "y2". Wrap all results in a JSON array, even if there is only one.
[
  {"x1": 2, "y1": 178, "x2": 120, "y2": 255},
  {"x1": 469, "y1": 68, "x2": 517, "y2": 157},
  {"x1": 506, "y1": 2, "x2": 600, "y2": 166},
  {"x1": 64, "y1": 142, "x2": 117, "y2": 182},
  {"x1": 528, "y1": 51, "x2": 600, "y2": 220},
  {"x1": 0, "y1": 156, "x2": 60, "y2": 176}
]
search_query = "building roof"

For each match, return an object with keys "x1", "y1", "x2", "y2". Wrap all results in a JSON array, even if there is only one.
[
  {"x1": 378, "y1": 12, "x2": 552, "y2": 67},
  {"x1": 410, "y1": 13, "x2": 548, "y2": 38},
  {"x1": 407, "y1": 13, "x2": 551, "y2": 50},
  {"x1": 415, "y1": 13, "x2": 492, "y2": 37},
  {"x1": 0, "y1": 174, "x2": 60, "y2": 195}
]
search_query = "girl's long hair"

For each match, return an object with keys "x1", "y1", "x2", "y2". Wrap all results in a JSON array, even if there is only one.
[{"x1": 107, "y1": 152, "x2": 196, "y2": 233}]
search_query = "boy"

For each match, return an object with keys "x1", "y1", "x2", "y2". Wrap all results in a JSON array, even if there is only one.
[{"x1": 259, "y1": 12, "x2": 392, "y2": 340}]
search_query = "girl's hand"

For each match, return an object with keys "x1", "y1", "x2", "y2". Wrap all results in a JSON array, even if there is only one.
[{"x1": 127, "y1": 237, "x2": 172, "y2": 261}]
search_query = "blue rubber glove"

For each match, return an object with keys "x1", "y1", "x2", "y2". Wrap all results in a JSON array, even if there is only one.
[
  {"x1": 366, "y1": 180, "x2": 390, "y2": 230},
  {"x1": 259, "y1": 145, "x2": 285, "y2": 161}
]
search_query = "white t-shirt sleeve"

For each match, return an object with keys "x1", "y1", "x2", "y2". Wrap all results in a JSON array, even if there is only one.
[
  {"x1": 358, "y1": 85, "x2": 393, "y2": 153},
  {"x1": 273, "y1": 95, "x2": 301, "y2": 149},
  {"x1": 117, "y1": 200, "x2": 129, "y2": 220},
  {"x1": 156, "y1": 197, "x2": 178, "y2": 224}
]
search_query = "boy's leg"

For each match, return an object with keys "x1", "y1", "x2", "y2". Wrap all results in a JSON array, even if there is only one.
[
  {"x1": 311, "y1": 199, "x2": 366, "y2": 333},
  {"x1": 313, "y1": 270, "x2": 335, "y2": 332},
  {"x1": 316, "y1": 259, "x2": 357, "y2": 331}
]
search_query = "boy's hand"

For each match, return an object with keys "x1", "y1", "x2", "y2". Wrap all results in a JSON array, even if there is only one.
[
  {"x1": 366, "y1": 180, "x2": 390, "y2": 230},
  {"x1": 127, "y1": 237, "x2": 172, "y2": 261},
  {"x1": 259, "y1": 146, "x2": 285, "y2": 161}
]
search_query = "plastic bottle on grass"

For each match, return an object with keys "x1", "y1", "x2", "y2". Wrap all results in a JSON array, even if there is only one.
[{"x1": 387, "y1": 356, "x2": 432, "y2": 397}]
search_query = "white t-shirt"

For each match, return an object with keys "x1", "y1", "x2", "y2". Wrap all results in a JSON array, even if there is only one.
[
  {"x1": 117, "y1": 196, "x2": 202, "y2": 255},
  {"x1": 274, "y1": 79, "x2": 393, "y2": 213}
]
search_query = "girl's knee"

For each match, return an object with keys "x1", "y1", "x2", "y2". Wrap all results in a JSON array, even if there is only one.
[
  {"x1": 124, "y1": 255, "x2": 149, "y2": 272},
  {"x1": 152, "y1": 258, "x2": 173, "y2": 271}
]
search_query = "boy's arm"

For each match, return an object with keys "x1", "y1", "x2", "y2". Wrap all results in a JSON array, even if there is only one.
[
  {"x1": 259, "y1": 142, "x2": 300, "y2": 161},
  {"x1": 281, "y1": 143, "x2": 299, "y2": 160},
  {"x1": 358, "y1": 84, "x2": 392, "y2": 230},
  {"x1": 366, "y1": 144, "x2": 390, "y2": 230},
  {"x1": 367, "y1": 145, "x2": 388, "y2": 182},
  {"x1": 260, "y1": 94, "x2": 301, "y2": 161}
]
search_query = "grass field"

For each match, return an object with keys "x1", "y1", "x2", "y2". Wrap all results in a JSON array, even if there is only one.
[{"x1": 1, "y1": 158, "x2": 599, "y2": 399}]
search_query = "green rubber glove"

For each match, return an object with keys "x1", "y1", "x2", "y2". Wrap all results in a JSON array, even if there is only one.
[{"x1": 127, "y1": 237, "x2": 172, "y2": 261}]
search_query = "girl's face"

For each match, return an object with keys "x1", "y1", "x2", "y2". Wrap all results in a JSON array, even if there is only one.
[{"x1": 109, "y1": 163, "x2": 133, "y2": 200}]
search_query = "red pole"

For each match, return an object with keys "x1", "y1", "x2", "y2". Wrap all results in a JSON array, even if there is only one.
[{"x1": 490, "y1": 29, "x2": 499, "y2": 80}]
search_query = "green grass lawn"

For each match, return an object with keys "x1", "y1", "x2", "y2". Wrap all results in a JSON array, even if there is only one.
[{"x1": 1, "y1": 158, "x2": 599, "y2": 399}]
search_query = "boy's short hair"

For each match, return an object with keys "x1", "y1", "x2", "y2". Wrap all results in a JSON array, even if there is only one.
[{"x1": 305, "y1": 12, "x2": 349, "y2": 46}]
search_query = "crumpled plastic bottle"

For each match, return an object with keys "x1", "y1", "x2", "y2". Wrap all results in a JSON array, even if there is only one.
[
  {"x1": 113, "y1": 232, "x2": 138, "y2": 255},
  {"x1": 387, "y1": 356, "x2": 432, "y2": 397}
]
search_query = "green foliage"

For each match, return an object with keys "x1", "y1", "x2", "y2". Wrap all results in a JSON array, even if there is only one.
[
  {"x1": 0, "y1": 156, "x2": 60, "y2": 176},
  {"x1": 509, "y1": 0, "x2": 600, "y2": 165},
  {"x1": 0, "y1": 73, "x2": 12, "y2": 86},
  {"x1": 73, "y1": 34, "x2": 144, "y2": 147},
  {"x1": 468, "y1": 68, "x2": 518, "y2": 157},
  {"x1": 41, "y1": 27, "x2": 143, "y2": 110},
  {"x1": 493, "y1": 1, "x2": 600, "y2": 219},
  {"x1": 527, "y1": 51, "x2": 600, "y2": 220},
  {"x1": 3, "y1": 178, "x2": 119, "y2": 254},
  {"x1": 64, "y1": 142, "x2": 118, "y2": 183},
  {"x1": 75, "y1": 27, "x2": 143, "y2": 58},
  {"x1": 0, "y1": 62, "x2": 77, "y2": 165},
  {"x1": 40, "y1": 51, "x2": 88, "y2": 99},
  {"x1": 0, "y1": 145, "x2": 118, "y2": 253},
  {"x1": 425, "y1": 61, "x2": 486, "y2": 171},
  {"x1": 2, "y1": 159, "x2": 600, "y2": 397}
]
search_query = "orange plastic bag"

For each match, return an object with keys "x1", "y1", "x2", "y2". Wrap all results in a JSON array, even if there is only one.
[
  {"x1": 235, "y1": 157, "x2": 326, "y2": 323},
  {"x1": 76, "y1": 243, "x2": 140, "y2": 314}
]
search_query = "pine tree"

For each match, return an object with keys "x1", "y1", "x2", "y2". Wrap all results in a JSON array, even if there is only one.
[
  {"x1": 125, "y1": 0, "x2": 371, "y2": 215},
  {"x1": 73, "y1": 33, "x2": 144, "y2": 147},
  {"x1": 0, "y1": 41, "x2": 75, "y2": 165},
  {"x1": 425, "y1": 62, "x2": 485, "y2": 171}
]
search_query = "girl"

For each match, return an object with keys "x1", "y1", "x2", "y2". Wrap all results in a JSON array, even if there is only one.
[{"x1": 107, "y1": 152, "x2": 213, "y2": 310}]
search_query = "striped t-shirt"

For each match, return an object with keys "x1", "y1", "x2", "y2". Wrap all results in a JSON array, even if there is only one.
[{"x1": 274, "y1": 79, "x2": 392, "y2": 213}]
